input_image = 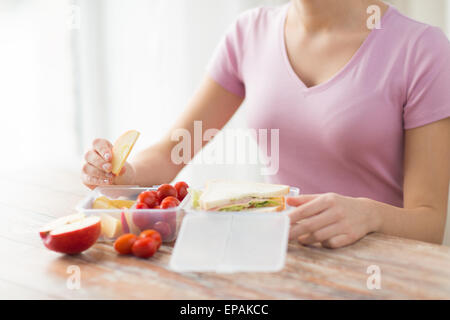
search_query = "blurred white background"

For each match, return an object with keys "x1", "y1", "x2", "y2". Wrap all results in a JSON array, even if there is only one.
[{"x1": 0, "y1": 0, "x2": 449, "y2": 241}]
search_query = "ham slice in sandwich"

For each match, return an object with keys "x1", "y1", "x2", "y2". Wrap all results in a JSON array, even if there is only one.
[{"x1": 198, "y1": 180, "x2": 290, "y2": 212}]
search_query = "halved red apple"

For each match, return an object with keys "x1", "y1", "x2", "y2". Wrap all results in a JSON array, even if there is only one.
[
  {"x1": 111, "y1": 130, "x2": 140, "y2": 175},
  {"x1": 39, "y1": 213, "x2": 101, "y2": 255}
]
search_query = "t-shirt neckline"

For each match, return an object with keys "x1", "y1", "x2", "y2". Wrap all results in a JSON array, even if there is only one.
[{"x1": 279, "y1": 3, "x2": 395, "y2": 95}]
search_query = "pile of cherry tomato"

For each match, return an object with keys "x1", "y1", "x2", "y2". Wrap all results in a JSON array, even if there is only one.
[
  {"x1": 136, "y1": 182, "x2": 188, "y2": 209},
  {"x1": 114, "y1": 230, "x2": 162, "y2": 258},
  {"x1": 132, "y1": 182, "x2": 189, "y2": 242}
]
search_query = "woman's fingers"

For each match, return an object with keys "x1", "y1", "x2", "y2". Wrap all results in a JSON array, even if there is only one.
[
  {"x1": 82, "y1": 162, "x2": 114, "y2": 188},
  {"x1": 322, "y1": 234, "x2": 353, "y2": 249},
  {"x1": 297, "y1": 223, "x2": 344, "y2": 245},
  {"x1": 286, "y1": 194, "x2": 319, "y2": 206},
  {"x1": 81, "y1": 172, "x2": 113, "y2": 187},
  {"x1": 289, "y1": 209, "x2": 339, "y2": 240},
  {"x1": 83, "y1": 163, "x2": 113, "y2": 180},
  {"x1": 81, "y1": 138, "x2": 115, "y2": 189},
  {"x1": 93, "y1": 138, "x2": 113, "y2": 161},
  {"x1": 85, "y1": 150, "x2": 112, "y2": 172},
  {"x1": 287, "y1": 194, "x2": 332, "y2": 223}
]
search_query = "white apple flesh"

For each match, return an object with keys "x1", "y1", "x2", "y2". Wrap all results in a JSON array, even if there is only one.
[
  {"x1": 39, "y1": 214, "x2": 101, "y2": 255},
  {"x1": 111, "y1": 130, "x2": 140, "y2": 175}
]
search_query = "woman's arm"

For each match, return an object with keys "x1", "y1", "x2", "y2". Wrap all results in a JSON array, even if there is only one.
[
  {"x1": 376, "y1": 117, "x2": 450, "y2": 243},
  {"x1": 82, "y1": 77, "x2": 243, "y2": 189},
  {"x1": 287, "y1": 117, "x2": 450, "y2": 247},
  {"x1": 120, "y1": 76, "x2": 244, "y2": 186}
]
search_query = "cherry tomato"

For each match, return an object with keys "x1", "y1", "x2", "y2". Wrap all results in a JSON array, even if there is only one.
[
  {"x1": 131, "y1": 238, "x2": 158, "y2": 258},
  {"x1": 137, "y1": 191, "x2": 158, "y2": 208},
  {"x1": 139, "y1": 229, "x2": 162, "y2": 249},
  {"x1": 132, "y1": 211, "x2": 154, "y2": 230},
  {"x1": 174, "y1": 181, "x2": 189, "y2": 201},
  {"x1": 135, "y1": 202, "x2": 150, "y2": 210},
  {"x1": 153, "y1": 221, "x2": 172, "y2": 240},
  {"x1": 160, "y1": 196, "x2": 180, "y2": 209},
  {"x1": 114, "y1": 234, "x2": 138, "y2": 255},
  {"x1": 164, "y1": 214, "x2": 177, "y2": 231},
  {"x1": 157, "y1": 184, "x2": 177, "y2": 202}
]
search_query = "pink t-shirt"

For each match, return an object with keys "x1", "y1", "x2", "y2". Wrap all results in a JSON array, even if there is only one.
[{"x1": 208, "y1": 4, "x2": 450, "y2": 207}]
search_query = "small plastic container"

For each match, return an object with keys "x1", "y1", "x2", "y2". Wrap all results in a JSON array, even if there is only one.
[
  {"x1": 76, "y1": 186, "x2": 188, "y2": 242},
  {"x1": 170, "y1": 186, "x2": 301, "y2": 273},
  {"x1": 181, "y1": 186, "x2": 300, "y2": 214}
]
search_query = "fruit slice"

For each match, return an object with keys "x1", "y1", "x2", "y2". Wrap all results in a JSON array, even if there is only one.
[
  {"x1": 124, "y1": 210, "x2": 140, "y2": 234},
  {"x1": 93, "y1": 196, "x2": 118, "y2": 209},
  {"x1": 121, "y1": 211, "x2": 130, "y2": 233},
  {"x1": 100, "y1": 214, "x2": 123, "y2": 238},
  {"x1": 39, "y1": 214, "x2": 101, "y2": 254},
  {"x1": 109, "y1": 199, "x2": 135, "y2": 209},
  {"x1": 111, "y1": 130, "x2": 140, "y2": 175},
  {"x1": 121, "y1": 209, "x2": 140, "y2": 234},
  {"x1": 93, "y1": 196, "x2": 136, "y2": 210}
]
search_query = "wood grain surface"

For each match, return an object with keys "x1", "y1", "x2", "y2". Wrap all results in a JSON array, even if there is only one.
[{"x1": 1, "y1": 166, "x2": 449, "y2": 299}]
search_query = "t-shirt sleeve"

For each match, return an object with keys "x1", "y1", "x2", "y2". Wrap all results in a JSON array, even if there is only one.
[
  {"x1": 207, "y1": 12, "x2": 250, "y2": 98},
  {"x1": 403, "y1": 26, "x2": 450, "y2": 129}
]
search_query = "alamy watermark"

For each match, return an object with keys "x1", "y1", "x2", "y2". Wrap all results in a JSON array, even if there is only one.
[
  {"x1": 366, "y1": 265, "x2": 381, "y2": 290},
  {"x1": 171, "y1": 121, "x2": 280, "y2": 176},
  {"x1": 67, "y1": 4, "x2": 81, "y2": 30},
  {"x1": 366, "y1": 5, "x2": 382, "y2": 30},
  {"x1": 66, "y1": 265, "x2": 81, "y2": 290}
]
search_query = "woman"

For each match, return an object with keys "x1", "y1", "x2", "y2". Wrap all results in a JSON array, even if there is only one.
[{"x1": 82, "y1": 0, "x2": 450, "y2": 248}]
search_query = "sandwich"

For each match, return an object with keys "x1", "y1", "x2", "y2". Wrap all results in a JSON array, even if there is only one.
[{"x1": 192, "y1": 180, "x2": 290, "y2": 212}]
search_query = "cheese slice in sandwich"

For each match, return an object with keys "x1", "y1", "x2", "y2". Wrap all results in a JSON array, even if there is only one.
[{"x1": 198, "y1": 180, "x2": 290, "y2": 212}]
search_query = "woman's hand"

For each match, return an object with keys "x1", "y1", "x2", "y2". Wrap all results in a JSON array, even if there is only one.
[
  {"x1": 287, "y1": 193, "x2": 381, "y2": 249},
  {"x1": 82, "y1": 138, "x2": 135, "y2": 189}
]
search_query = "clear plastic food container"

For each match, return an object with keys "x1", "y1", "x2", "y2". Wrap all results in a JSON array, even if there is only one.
[
  {"x1": 76, "y1": 186, "x2": 188, "y2": 243},
  {"x1": 171, "y1": 186, "x2": 300, "y2": 273},
  {"x1": 181, "y1": 186, "x2": 300, "y2": 214}
]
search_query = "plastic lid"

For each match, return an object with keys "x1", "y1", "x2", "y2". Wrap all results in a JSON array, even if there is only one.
[{"x1": 170, "y1": 211, "x2": 290, "y2": 273}]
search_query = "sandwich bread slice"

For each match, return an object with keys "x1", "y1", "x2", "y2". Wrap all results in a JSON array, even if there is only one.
[{"x1": 197, "y1": 180, "x2": 290, "y2": 212}]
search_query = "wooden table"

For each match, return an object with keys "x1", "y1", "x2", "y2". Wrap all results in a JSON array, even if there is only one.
[{"x1": 1, "y1": 166, "x2": 450, "y2": 300}]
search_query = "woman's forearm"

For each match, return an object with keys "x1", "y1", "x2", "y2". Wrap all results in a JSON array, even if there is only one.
[
  {"x1": 125, "y1": 77, "x2": 244, "y2": 187},
  {"x1": 366, "y1": 198, "x2": 447, "y2": 244},
  {"x1": 131, "y1": 141, "x2": 182, "y2": 187}
]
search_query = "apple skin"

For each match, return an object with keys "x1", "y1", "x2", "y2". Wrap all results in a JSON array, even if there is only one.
[
  {"x1": 40, "y1": 220, "x2": 101, "y2": 255},
  {"x1": 121, "y1": 211, "x2": 130, "y2": 233}
]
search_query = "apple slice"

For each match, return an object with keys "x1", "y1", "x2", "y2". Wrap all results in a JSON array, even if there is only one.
[
  {"x1": 120, "y1": 209, "x2": 140, "y2": 234},
  {"x1": 100, "y1": 214, "x2": 122, "y2": 238},
  {"x1": 111, "y1": 130, "x2": 140, "y2": 175},
  {"x1": 125, "y1": 210, "x2": 140, "y2": 234},
  {"x1": 39, "y1": 214, "x2": 101, "y2": 254},
  {"x1": 93, "y1": 196, "x2": 118, "y2": 209},
  {"x1": 93, "y1": 196, "x2": 135, "y2": 210},
  {"x1": 121, "y1": 211, "x2": 130, "y2": 233},
  {"x1": 109, "y1": 199, "x2": 135, "y2": 209}
]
